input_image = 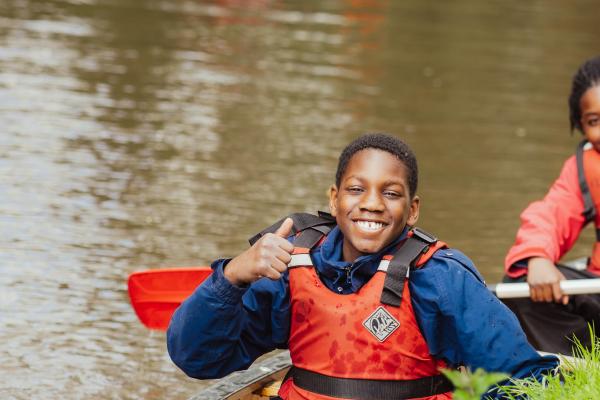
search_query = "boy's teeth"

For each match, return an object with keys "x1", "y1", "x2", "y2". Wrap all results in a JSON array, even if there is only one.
[{"x1": 356, "y1": 221, "x2": 383, "y2": 231}]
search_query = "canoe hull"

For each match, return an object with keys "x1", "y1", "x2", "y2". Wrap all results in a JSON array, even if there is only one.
[{"x1": 189, "y1": 351, "x2": 291, "y2": 400}]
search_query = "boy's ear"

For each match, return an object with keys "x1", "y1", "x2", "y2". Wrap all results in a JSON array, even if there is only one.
[
  {"x1": 328, "y1": 184, "x2": 338, "y2": 217},
  {"x1": 407, "y1": 196, "x2": 420, "y2": 226}
]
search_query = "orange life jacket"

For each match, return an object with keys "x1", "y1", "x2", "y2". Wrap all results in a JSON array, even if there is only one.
[
  {"x1": 580, "y1": 142, "x2": 600, "y2": 273},
  {"x1": 278, "y1": 229, "x2": 453, "y2": 400}
]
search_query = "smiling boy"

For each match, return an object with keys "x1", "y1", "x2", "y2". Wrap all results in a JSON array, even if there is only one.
[
  {"x1": 168, "y1": 133, "x2": 558, "y2": 399},
  {"x1": 330, "y1": 146, "x2": 418, "y2": 261}
]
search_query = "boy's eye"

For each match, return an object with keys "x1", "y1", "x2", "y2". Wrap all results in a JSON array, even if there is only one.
[
  {"x1": 383, "y1": 191, "x2": 401, "y2": 198},
  {"x1": 346, "y1": 186, "x2": 363, "y2": 193},
  {"x1": 584, "y1": 116, "x2": 599, "y2": 127}
]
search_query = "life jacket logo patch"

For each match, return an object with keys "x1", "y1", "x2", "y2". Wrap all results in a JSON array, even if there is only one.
[{"x1": 363, "y1": 306, "x2": 400, "y2": 342}]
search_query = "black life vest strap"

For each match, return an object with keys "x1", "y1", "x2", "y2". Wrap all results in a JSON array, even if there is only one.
[
  {"x1": 293, "y1": 227, "x2": 331, "y2": 249},
  {"x1": 249, "y1": 211, "x2": 336, "y2": 247},
  {"x1": 380, "y1": 228, "x2": 437, "y2": 308},
  {"x1": 286, "y1": 366, "x2": 453, "y2": 400},
  {"x1": 576, "y1": 140, "x2": 597, "y2": 224}
]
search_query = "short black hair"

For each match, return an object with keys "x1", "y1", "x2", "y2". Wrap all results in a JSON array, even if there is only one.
[
  {"x1": 569, "y1": 56, "x2": 600, "y2": 133},
  {"x1": 335, "y1": 133, "x2": 418, "y2": 197}
]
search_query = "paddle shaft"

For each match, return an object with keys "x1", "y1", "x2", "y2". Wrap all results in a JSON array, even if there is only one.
[{"x1": 488, "y1": 279, "x2": 600, "y2": 299}]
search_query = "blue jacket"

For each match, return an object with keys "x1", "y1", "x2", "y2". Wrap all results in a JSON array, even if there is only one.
[{"x1": 167, "y1": 226, "x2": 558, "y2": 397}]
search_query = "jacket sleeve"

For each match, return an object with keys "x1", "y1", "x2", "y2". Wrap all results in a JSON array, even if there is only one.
[
  {"x1": 504, "y1": 156, "x2": 587, "y2": 277},
  {"x1": 410, "y1": 250, "x2": 559, "y2": 397},
  {"x1": 166, "y1": 259, "x2": 291, "y2": 379}
]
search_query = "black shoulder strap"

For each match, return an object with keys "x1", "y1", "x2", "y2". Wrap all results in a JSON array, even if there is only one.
[
  {"x1": 248, "y1": 211, "x2": 336, "y2": 249},
  {"x1": 576, "y1": 139, "x2": 597, "y2": 224},
  {"x1": 380, "y1": 228, "x2": 437, "y2": 308}
]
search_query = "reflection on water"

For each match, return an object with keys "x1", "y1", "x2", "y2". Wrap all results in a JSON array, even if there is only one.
[{"x1": 0, "y1": 0, "x2": 598, "y2": 398}]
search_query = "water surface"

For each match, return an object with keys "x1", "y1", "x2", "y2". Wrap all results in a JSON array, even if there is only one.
[{"x1": 1, "y1": 1, "x2": 598, "y2": 398}]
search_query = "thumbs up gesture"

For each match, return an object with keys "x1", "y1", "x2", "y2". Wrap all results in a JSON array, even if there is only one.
[{"x1": 224, "y1": 218, "x2": 295, "y2": 286}]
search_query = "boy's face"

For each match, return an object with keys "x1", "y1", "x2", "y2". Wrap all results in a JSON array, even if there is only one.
[
  {"x1": 580, "y1": 84, "x2": 600, "y2": 153},
  {"x1": 329, "y1": 148, "x2": 420, "y2": 262}
]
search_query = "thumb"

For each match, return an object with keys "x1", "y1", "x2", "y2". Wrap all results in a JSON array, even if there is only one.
[{"x1": 275, "y1": 217, "x2": 294, "y2": 238}]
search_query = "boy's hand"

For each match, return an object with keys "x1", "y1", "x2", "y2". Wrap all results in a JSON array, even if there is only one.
[
  {"x1": 527, "y1": 257, "x2": 569, "y2": 305},
  {"x1": 224, "y1": 218, "x2": 295, "y2": 286}
]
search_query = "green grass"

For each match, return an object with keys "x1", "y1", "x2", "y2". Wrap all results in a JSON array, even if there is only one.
[
  {"x1": 498, "y1": 328, "x2": 600, "y2": 400},
  {"x1": 442, "y1": 326, "x2": 600, "y2": 400}
]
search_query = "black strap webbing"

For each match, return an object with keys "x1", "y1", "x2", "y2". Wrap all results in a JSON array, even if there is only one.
[
  {"x1": 576, "y1": 140, "x2": 597, "y2": 224},
  {"x1": 248, "y1": 212, "x2": 336, "y2": 246},
  {"x1": 380, "y1": 228, "x2": 437, "y2": 308},
  {"x1": 288, "y1": 366, "x2": 453, "y2": 400},
  {"x1": 380, "y1": 237, "x2": 429, "y2": 308},
  {"x1": 293, "y1": 228, "x2": 330, "y2": 249}
]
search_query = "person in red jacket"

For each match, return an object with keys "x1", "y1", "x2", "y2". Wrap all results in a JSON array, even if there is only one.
[{"x1": 504, "y1": 55, "x2": 600, "y2": 355}]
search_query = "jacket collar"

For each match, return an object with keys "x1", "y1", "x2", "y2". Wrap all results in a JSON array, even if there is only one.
[{"x1": 313, "y1": 226, "x2": 409, "y2": 292}]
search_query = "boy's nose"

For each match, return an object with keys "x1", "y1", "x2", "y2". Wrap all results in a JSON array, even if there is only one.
[{"x1": 359, "y1": 191, "x2": 384, "y2": 211}]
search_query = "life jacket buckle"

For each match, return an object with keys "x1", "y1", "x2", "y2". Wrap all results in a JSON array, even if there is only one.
[{"x1": 411, "y1": 227, "x2": 437, "y2": 245}]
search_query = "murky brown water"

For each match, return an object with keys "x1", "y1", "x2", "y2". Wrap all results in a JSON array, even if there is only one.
[{"x1": 1, "y1": 0, "x2": 599, "y2": 398}]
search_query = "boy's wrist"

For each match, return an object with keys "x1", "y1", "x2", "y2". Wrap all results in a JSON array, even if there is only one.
[
  {"x1": 223, "y1": 257, "x2": 250, "y2": 287},
  {"x1": 212, "y1": 260, "x2": 248, "y2": 303}
]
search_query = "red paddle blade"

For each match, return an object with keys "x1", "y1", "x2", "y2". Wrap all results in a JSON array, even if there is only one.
[{"x1": 127, "y1": 267, "x2": 213, "y2": 331}]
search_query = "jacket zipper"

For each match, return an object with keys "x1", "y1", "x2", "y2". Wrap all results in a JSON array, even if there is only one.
[{"x1": 345, "y1": 265, "x2": 352, "y2": 284}]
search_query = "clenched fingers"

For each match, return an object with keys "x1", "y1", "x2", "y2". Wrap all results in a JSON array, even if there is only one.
[
  {"x1": 256, "y1": 257, "x2": 289, "y2": 280},
  {"x1": 551, "y1": 281, "x2": 569, "y2": 305}
]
